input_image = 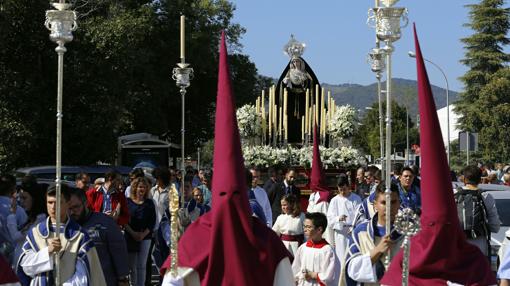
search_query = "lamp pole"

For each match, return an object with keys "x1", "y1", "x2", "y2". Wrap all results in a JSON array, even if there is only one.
[
  {"x1": 368, "y1": 0, "x2": 408, "y2": 268},
  {"x1": 408, "y1": 51, "x2": 450, "y2": 165},
  {"x1": 45, "y1": 1, "x2": 77, "y2": 284}
]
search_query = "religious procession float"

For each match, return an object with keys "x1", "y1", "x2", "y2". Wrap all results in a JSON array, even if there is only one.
[{"x1": 235, "y1": 36, "x2": 367, "y2": 198}]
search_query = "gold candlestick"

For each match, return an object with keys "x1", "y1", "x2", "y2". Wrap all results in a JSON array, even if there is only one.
[{"x1": 169, "y1": 184, "x2": 180, "y2": 276}]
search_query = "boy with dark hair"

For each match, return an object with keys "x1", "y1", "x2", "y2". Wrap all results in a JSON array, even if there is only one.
[
  {"x1": 456, "y1": 165, "x2": 500, "y2": 257},
  {"x1": 17, "y1": 184, "x2": 107, "y2": 285},
  {"x1": 292, "y1": 212, "x2": 339, "y2": 286},
  {"x1": 345, "y1": 184, "x2": 403, "y2": 285}
]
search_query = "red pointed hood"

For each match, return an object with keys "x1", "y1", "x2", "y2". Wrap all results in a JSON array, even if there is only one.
[
  {"x1": 381, "y1": 24, "x2": 496, "y2": 286},
  {"x1": 310, "y1": 124, "x2": 330, "y2": 203},
  {"x1": 165, "y1": 32, "x2": 290, "y2": 286},
  {"x1": 0, "y1": 254, "x2": 19, "y2": 284}
]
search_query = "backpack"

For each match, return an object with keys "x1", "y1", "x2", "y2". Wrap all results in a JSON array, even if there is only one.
[{"x1": 454, "y1": 188, "x2": 488, "y2": 239}]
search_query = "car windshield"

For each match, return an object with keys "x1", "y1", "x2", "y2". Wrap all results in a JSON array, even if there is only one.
[{"x1": 495, "y1": 199, "x2": 510, "y2": 226}]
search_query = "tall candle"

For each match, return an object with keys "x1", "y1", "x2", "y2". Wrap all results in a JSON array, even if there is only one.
[
  {"x1": 256, "y1": 97, "x2": 260, "y2": 115},
  {"x1": 279, "y1": 106, "x2": 283, "y2": 137},
  {"x1": 305, "y1": 89, "x2": 309, "y2": 136},
  {"x1": 283, "y1": 89, "x2": 288, "y2": 141},
  {"x1": 180, "y1": 15, "x2": 185, "y2": 62},
  {"x1": 301, "y1": 116, "x2": 305, "y2": 141},
  {"x1": 321, "y1": 88, "x2": 325, "y2": 137},
  {"x1": 268, "y1": 88, "x2": 272, "y2": 141},
  {"x1": 315, "y1": 84, "x2": 319, "y2": 125}
]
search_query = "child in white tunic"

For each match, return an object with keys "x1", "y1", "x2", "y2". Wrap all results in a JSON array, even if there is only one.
[
  {"x1": 292, "y1": 212, "x2": 339, "y2": 286},
  {"x1": 273, "y1": 194, "x2": 305, "y2": 257},
  {"x1": 327, "y1": 174, "x2": 362, "y2": 266},
  {"x1": 307, "y1": 192, "x2": 334, "y2": 245}
]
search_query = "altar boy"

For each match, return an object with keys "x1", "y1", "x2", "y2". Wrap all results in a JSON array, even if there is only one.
[{"x1": 292, "y1": 212, "x2": 339, "y2": 286}]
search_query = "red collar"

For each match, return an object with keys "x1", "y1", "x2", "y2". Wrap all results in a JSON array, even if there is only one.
[{"x1": 306, "y1": 239, "x2": 329, "y2": 248}]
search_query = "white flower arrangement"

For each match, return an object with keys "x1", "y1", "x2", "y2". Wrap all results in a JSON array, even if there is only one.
[
  {"x1": 242, "y1": 145, "x2": 366, "y2": 168},
  {"x1": 236, "y1": 104, "x2": 261, "y2": 140},
  {"x1": 329, "y1": 105, "x2": 357, "y2": 140}
]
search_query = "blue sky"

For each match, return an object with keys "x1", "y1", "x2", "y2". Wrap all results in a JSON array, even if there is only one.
[{"x1": 231, "y1": 1, "x2": 483, "y2": 92}]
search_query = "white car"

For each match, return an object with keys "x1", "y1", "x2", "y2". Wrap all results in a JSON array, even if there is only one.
[{"x1": 485, "y1": 189, "x2": 510, "y2": 271}]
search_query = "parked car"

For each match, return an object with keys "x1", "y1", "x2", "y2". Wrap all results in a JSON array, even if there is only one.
[
  {"x1": 15, "y1": 165, "x2": 132, "y2": 183},
  {"x1": 485, "y1": 190, "x2": 510, "y2": 271}
]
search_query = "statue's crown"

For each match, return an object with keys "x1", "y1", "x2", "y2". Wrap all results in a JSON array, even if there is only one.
[{"x1": 284, "y1": 35, "x2": 306, "y2": 59}]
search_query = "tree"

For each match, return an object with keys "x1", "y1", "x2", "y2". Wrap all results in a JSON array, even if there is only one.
[
  {"x1": 476, "y1": 68, "x2": 510, "y2": 162},
  {"x1": 0, "y1": 0, "x2": 262, "y2": 171},
  {"x1": 352, "y1": 100, "x2": 419, "y2": 160},
  {"x1": 455, "y1": 0, "x2": 510, "y2": 132}
]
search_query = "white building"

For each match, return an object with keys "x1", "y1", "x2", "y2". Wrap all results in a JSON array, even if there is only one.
[{"x1": 436, "y1": 105, "x2": 460, "y2": 145}]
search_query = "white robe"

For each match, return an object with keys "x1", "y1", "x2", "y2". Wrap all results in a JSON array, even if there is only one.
[
  {"x1": 326, "y1": 193, "x2": 362, "y2": 266},
  {"x1": 161, "y1": 257, "x2": 295, "y2": 286},
  {"x1": 291, "y1": 241, "x2": 340, "y2": 286},
  {"x1": 19, "y1": 247, "x2": 88, "y2": 286},
  {"x1": 307, "y1": 193, "x2": 334, "y2": 245},
  {"x1": 272, "y1": 213, "x2": 305, "y2": 256}
]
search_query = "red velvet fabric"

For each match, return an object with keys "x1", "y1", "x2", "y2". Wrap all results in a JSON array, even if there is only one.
[
  {"x1": 380, "y1": 24, "x2": 496, "y2": 286},
  {"x1": 310, "y1": 125, "x2": 331, "y2": 204},
  {"x1": 161, "y1": 32, "x2": 291, "y2": 285},
  {"x1": 0, "y1": 255, "x2": 19, "y2": 284}
]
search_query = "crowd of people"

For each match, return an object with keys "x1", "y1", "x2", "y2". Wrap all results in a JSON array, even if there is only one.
[{"x1": 0, "y1": 161, "x2": 509, "y2": 285}]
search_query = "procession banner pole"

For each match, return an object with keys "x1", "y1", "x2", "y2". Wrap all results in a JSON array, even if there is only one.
[{"x1": 45, "y1": 2, "x2": 77, "y2": 284}]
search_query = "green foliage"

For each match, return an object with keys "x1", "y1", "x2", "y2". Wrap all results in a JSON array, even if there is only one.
[
  {"x1": 456, "y1": 0, "x2": 510, "y2": 132},
  {"x1": 352, "y1": 100, "x2": 419, "y2": 159},
  {"x1": 0, "y1": 0, "x2": 261, "y2": 172}
]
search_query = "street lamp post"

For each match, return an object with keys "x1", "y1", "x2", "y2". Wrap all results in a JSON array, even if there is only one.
[
  {"x1": 368, "y1": 0, "x2": 408, "y2": 268},
  {"x1": 45, "y1": 1, "x2": 77, "y2": 284},
  {"x1": 408, "y1": 51, "x2": 450, "y2": 165}
]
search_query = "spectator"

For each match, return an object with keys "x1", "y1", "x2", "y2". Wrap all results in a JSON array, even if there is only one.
[
  {"x1": 86, "y1": 170, "x2": 130, "y2": 226},
  {"x1": 124, "y1": 168, "x2": 145, "y2": 198},
  {"x1": 263, "y1": 166, "x2": 282, "y2": 196},
  {"x1": 456, "y1": 165, "x2": 500, "y2": 257},
  {"x1": 397, "y1": 166, "x2": 421, "y2": 213},
  {"x1": 192, "y1": 187, "x2": 211, "y2": 213},
  {"x1": 124, "y1": 177, "x2": 156, "y2": 286},
  {"x1": 249, "y1": 167, "x2": 272, "y2": 226},
  {"x1": 196, "y1": 169, "x2": 212, "y2": 207},
  {"x1": 68, "y1": 188, "x2": 130, "y2": 286},
  {"x1": 151, "y1": 167, "x2": 171, "y2": 230},
  {"x1": 268, "y1": 169, "x2": 300, "y2": 224},
  {"x1": 17, "y1": 184, "x2": 106, "y2": 285},
  {"x1": 75, "y1": 172, "x2": 91, "y2": 193},
  {"x1": 0, "y1": 174, "x2": 27, "y2": 264},
  {"x1": 7, "y1": 175, "x2": 47, "y2": 265},
  {"x1": 354, "y1": 167, "x2": 369, "y2": 199}
]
